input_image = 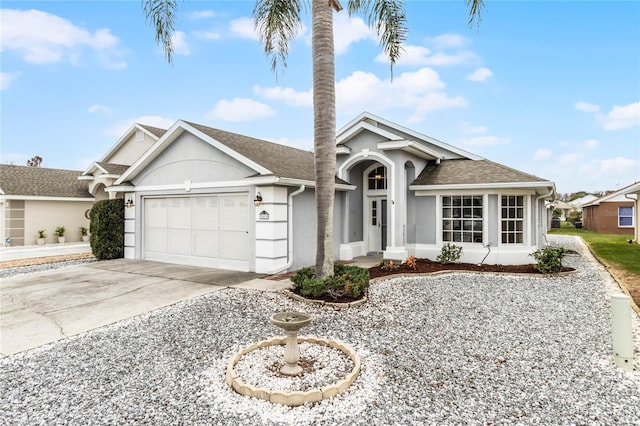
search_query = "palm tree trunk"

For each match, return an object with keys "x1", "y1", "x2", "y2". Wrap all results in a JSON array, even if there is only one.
[{"x1": 311, "y1": 0, "x2": 336, "y2": 279}]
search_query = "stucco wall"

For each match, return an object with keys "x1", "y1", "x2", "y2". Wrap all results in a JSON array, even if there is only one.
[
  {"x1": 291, "y1": 188, "x2": 344, "y2": 271},
  {"x1": 583, "y1": 202, "x2": 634, "y2": 235},
  {"x1": 133, "y1": 133, "x2": 254, "y2": 186},
  {"x1": 414, "y1": 196, "x2": 436, "y2": 244},
  {"x1": 108, "y1": 130, "x2": 157, "y2": 165},
  {"x1": 23, "y1": 200, "x2": 92, "y2": 245}
]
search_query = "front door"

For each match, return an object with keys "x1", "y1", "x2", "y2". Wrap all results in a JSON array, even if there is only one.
[{"x1": 368, "y1": 198, "x2": 387, "y2": 253}]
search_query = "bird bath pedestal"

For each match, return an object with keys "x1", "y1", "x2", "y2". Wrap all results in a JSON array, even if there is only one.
[{"x1": 270, "y1": 312, "x2": 312, "y2": 376}]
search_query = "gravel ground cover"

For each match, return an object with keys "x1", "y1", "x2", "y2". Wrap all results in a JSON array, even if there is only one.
[{"x1": 1, "y1": 235, "x2": 639, "y2": 425}]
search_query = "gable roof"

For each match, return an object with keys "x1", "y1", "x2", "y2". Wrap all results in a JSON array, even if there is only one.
[
  {"x1": 116, "y1": 120, "x2": 351, "y2": 187},
  {"x1": 336, "y1": 111, "x2": 482, "y2": 161},
  {"x1": 185, "y1": 121, "x2": 318, "y2": 182},
  {"x1": 138, "y1": 124, "x2": 167, "y2": 138},
  {"x1": 583, "y1": 181, "x2": 639, "y2": 206},
  {"x1": 0, "y1": 165, "x2": 93, "y2": 199},
  {"x1": 411, "y1": 159, "x2": 553, "y2": 189}
]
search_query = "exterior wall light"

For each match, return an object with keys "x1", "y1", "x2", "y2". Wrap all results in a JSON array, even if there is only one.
[
  {"x1": 254, "y1": 192, "x2": 263, "y2": 207},
  {"x1": 125, "y1": 198, "x2": 135, "y2": 208}
]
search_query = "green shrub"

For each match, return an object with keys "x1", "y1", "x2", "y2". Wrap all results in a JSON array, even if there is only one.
[
  {"x1": 437, "y1": 243, "x2": 463, "y2": 264},
  {"x1": 531, "y1": 246, "x2": 567, "y2": 274},
  {"x1": 90, "y1": 199, "x2": 124, "y2": 260},
  {"x1": 292, "y1": 264, "x2": 370, "y2": 300},
  {"x1": 567, "y1": 210, "x2": 582, "y2": 224}
]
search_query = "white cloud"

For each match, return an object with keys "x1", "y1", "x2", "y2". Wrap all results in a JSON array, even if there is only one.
[
  {"x1": 255, "y1": 67, "x2": 467, "y2": 122},
  {"x1": 205, "y1": 98, "x2": 276, "y2": 122},
  {"x1": 600, "y1": 101, "x2": 640, "y2": 130},
  {"x1": 171, "y1": 31, "x2": 190, "y2": 55},
  {"x1": 460, "y1": 123, "x2": 488, "y2": 135},
  {"x1": 377, "y1": 45, "x2": 476, "y2": 66},
  {"x1": 579, "y1": 157, "x2": 639, "y2": 176},
  {"x1": 559, "y1": 140, "x2": 571, "y2": 148},
  {"x1": 230, "y1": 17, "x2": 259, "y2": 40},
  {"x1": 466, "y1": 67, "x2": 493, "y2": 82},
  {"x1": 533, "y1": 148, "x2": 552, "y2": 160},
  {"x1": 426, "y1": 34, "x2": 468, "y2": 49},
  {"x1": 0, "y1": 71, "x2": 21, "y2": 90},
  {"x1": 254, "y1": 86, "x2": 312, "y2": 106},
  {"x1": 0, "y1": 9, "x2": 126, "y2": 68},
  {"x1": 575, "y1": 101, "x2": 600, "y2": 112},
  {"x1": 88, "y1": 104, "x2": 112, "y2": 114},
  {"x1": 188, "y1": 10, "x2": 217, "y2": 20},
  {"x1": 333, "y1": 14, "x2": 375, "y2": 55},
  {"x1": 581, "y1": 139, "x2": 599, "y2": 150},
  {"x1": 558, "y1": 153, "x2": 581, "y2": 166},
  {"x1": 107, "y1": 116, "x2": 175, "y2": 137},
  {"x1": 193, "y1": 30, "x2": 221, "y2": 41},
  {"x1": 461, "y1": 135, "x2": 510, "y2": 146}
]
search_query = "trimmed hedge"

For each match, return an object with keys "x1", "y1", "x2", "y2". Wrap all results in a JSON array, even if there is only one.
[
  {"x1": 291, "y1": 264, "x2": 370, "y2": 300},
  {"x1": 89, "y1": 199, "x2": 124, "y2": 260}
]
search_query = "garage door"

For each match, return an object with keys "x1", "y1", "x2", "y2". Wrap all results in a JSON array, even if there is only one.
[{"x1": 144, "y1": 194, "x2": 249, "y2": 271}]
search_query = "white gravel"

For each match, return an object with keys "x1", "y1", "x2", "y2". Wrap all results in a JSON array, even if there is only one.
[{"x1": 1, "y1": 235, "x2": 639, "y2": 425}]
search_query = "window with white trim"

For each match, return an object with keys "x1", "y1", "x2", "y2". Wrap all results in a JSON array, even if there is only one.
[
  {"x1": 135, "y1": 130, "x2": 144, "y2": 142},
  {"x1": 501, "y1": 195, "x2": 524, "y2": 244},
  {"x1": 367, "y1": 166, "x2": 387, "y2": 190},
  {"x1": 619, "y1": 206, "x2": 634, "y2": 227},
  {"x1": 442, "y1": 195, "x2": 483, "y2": 243}
]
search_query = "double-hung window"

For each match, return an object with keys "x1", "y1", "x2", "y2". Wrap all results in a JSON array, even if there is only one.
[
  {"x1": 501, "y1": 195, "x2": 524, "y2": 244},
  {"x1": 442, "y1": 195, "x2": 483, "y2": 243},
  {"x1": 619, "y1": 207, "x2": 634, "y2": 227}
]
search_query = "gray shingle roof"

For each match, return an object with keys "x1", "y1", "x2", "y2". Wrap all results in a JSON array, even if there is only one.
[
  {"x1": 0, "y1": 165, "x2": 93, "y2": 198},
  {"x1": 412, "y1": 159, "x2": 550, "y2": 186},
  {"x1": 185, "y1": 121, "x2": 318, "y2": 182},
  {"x1": 95, "y1": 162, "x2": 130, "y2": 175},
  {"x1": 139, "y1": 124, "x2": 167, "y2": 138}
]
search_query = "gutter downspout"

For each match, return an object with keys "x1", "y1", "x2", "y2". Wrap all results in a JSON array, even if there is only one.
[
  {"x1": 536, "y1": 188, "x2": 555, "y2": 246},
  {"x1": 265, "y1": 185, "x2": 305, "y2": 275}
]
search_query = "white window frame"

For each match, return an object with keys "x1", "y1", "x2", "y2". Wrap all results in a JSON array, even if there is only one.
[
  {"x1": 441, "y1": 194, "x2": 484, "y2": 244},
  {"x1": 135, "y1": 130, "x2": 144, "y2": 142},
  {"x1": 500, "y1": 195, "x2": 526, "y2": 245},
  {"x1": 618, "y1": 206, "x2": 634, "y2": 228}
]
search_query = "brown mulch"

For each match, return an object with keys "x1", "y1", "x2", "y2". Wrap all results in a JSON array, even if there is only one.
[{"x1": 368, "y1": 258, "x2": 574, "y2": 279}]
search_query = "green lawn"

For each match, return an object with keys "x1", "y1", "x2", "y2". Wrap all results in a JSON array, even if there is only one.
[{"x1": 549, "y1": 224, "x2": 640, "y2": 275}]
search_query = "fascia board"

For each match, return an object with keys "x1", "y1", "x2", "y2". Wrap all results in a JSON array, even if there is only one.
[
  {"x1": 410, "y1": 181, "x2": 555, "y2": 192},
  {"x1": 377, "y1": 140, "x2": 444, "y2": 160},
  {"x1": 1, "y1": 195, "x2": 94, "y2": 202},
  {"x1": 337, "y1": 121, "x2": 400, "y2": 145}
]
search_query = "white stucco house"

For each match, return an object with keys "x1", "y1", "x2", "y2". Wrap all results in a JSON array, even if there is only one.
[{"x1": 80, "y1": 112, "x2": 555, "y2": 273}]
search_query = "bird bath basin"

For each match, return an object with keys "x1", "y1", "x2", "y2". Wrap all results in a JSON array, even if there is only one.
[{"x1": 270, "y1": 312, "x2": 312, "y2": 376}]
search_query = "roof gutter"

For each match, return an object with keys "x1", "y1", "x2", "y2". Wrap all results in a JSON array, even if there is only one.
[
  {"x1": 264, "y1": 185, "x2": 306, "y2": 275},
  {"x1": 536, "y1": 187, "x2": 555, "y2": 246}
]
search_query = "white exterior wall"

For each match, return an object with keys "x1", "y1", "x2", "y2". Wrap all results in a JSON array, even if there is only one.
[
  {"x1": 23, "y1": 199, "x2": 93, "y2": 245},
  {"x1": 255, "y1": 186, "x2": 288, "y2": 273}
]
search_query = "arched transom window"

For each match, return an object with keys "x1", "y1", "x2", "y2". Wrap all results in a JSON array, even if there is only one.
[{"x1": 367, "y1": 166, "x2": 387, "y2": 190}]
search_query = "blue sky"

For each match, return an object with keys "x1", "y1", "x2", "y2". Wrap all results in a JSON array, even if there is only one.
[{"x1": 1, "y1": 0, "x2": 639, "y2": 194}]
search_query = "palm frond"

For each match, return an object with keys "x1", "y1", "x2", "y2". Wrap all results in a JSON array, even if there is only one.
[
  {"x1": 253, "y1": 0, "x2": 305, "y2": 76},
  {"x1": 143, "y1": 0, "x2": 178, "y2": 64},
  {"x1": 349, "y1": 0, "x2": 407, "y2": 79},
  {"x1": 465, "y1": 0, "x2": 485, "y2": 28}
]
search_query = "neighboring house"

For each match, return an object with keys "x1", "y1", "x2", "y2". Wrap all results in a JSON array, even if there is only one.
[
  {"x1": 83, "y1": 112, "x2": 555, "y2": 273},
  {"x1": 622, "y1": 181, "x2": 640, "y2": 243},
  {"x1": 0, "y1": 165, "x2": 94, "y2": 246},
  {"x1": 570, "y1": 194, "x2": 597, "y2": 210},
  {"x1": 582, "y1": 182, "x2": 638, "y2": 235},
  {"x1": 554, "y1": 200, "x2": 575, "y2": 221}
]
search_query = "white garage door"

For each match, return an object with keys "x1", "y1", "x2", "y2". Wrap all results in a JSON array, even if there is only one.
[{"x1": 144, "y1": 194, "x2": 249, "y2": 271}]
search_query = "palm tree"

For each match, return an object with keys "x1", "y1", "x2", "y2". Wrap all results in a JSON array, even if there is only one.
[{"x1": 144, "y1": 0, "x2": 484, "y2": 279}]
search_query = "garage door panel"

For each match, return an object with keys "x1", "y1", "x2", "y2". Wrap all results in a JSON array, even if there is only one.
[
  {"x1": 192, "y1": 197, "x2": 218, "y2": 230},
  {"x1": 144, "y1": 194, "x2": 248, "y2": 269},
  {"x1": 220, "y1": 231, "x2": 249, "y2": 261},
  {"x1": 167, "y1": 229, "x2": 191, "y2": 256},
  {"x1": 168, "y1": 198, "x2": 191, "y2": 229},
  {"x1": 192, "y1": 230, "x2": 218, "y2": 258}
]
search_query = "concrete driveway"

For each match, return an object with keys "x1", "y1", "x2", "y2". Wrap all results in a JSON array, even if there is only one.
[{"x1": 0, "y1": 259, "x2": 290, "y2": 356}]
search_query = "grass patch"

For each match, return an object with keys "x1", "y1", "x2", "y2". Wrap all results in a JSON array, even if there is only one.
[{"x1": 549, "y1": 224, "x2": 640, "y2": 275}]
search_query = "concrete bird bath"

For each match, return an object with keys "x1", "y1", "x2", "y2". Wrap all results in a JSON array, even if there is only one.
[{"x1": 270, "y1": 311, "x2": 312, "y2": 376}]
